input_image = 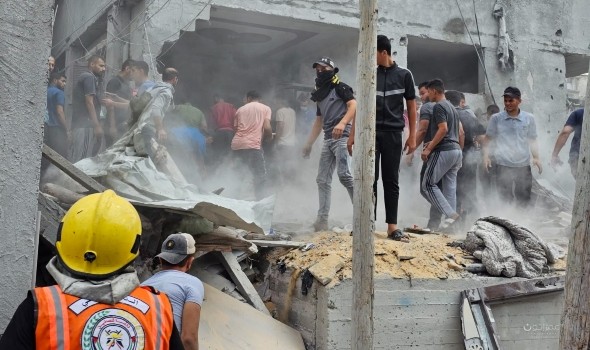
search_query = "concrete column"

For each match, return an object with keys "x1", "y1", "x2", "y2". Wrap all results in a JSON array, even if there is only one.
[
  {"x1": 105, "y1": 5, "x2": 131, "y2": 82},
  {"x1": 0, "y1": 0, "x2": 53, "y2": 332}
]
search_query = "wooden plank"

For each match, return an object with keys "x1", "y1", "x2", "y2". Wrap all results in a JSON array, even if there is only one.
[
  {"x1": 41, "y1": 144, "x2": 106, "y2": 193},
  {"x1": 247, "y1": 240, "x2": 305, "y2": 248},
  {"x1": 214, "y1": 251, "x2": 270, "y2": 315}
]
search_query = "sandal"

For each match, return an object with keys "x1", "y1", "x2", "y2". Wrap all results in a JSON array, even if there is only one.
[{"x1": 388, "y1": 229, "x2": 410, "y2": 243}]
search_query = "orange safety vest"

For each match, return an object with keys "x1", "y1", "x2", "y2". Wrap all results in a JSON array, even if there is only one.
[{"x1": 33, "y1": 285, "x2": 174, "y2": 350}]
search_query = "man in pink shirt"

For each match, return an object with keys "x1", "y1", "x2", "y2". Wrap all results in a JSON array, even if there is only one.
[{"x1": 231, "y1": 90, "x2": 273, "y2": 199}]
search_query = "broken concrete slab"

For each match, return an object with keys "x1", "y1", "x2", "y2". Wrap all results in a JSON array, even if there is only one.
[
  {"x1": 200, "y1": 283, "x2": 305, "y2": 350},
  {"x1": 308, "y1": 254, "x2": 345, "y2": 286}
]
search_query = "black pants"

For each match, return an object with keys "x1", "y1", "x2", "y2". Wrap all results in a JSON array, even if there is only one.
[
  {"x1": 420, "y1": 161, "x2": 442, "y2": 228},
  {"x1": 496, "y1": 165, "x2": 532, "y2": 207},
  {"x1": 457, "y1": 155, "x2": 478, "y2": 217},
  {"x1": 234, "y1": 149, "x2": 267, "y2": 200},
  {"x1": 374, "y1": 131, "x2": 402, "y2": 224}
]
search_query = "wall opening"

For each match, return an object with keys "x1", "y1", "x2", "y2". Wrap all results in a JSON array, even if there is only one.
[{"x1": 407, "y1": 36, "x2": 482, "y2": 93}]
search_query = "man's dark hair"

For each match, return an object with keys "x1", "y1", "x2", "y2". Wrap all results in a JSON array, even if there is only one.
[
  {"x1": 377, "y1": 35, "x2": 392, "y2": 56},
  {"x1": 458, "y1": 91, "x2": 466, "y2": 101},
  {"x1": 162, "y1": 68, "x2": 178, "y2": 82},
  {"x1": 445, "y1": 90, "x2": 462, "y2": 107},
  {"x1": 426, "y1": 79, "x2": 445, "y2": 93},
  {"x1": 160, "y1": 255, "x2": 191, "y2": 268},
  {"x1": 247, "y1": 90, "x2": 261, "y2": 100},
  {"x1": 418, "y1": 81, "x2": 429, "y2": 90},
  {"x1": 87, "y1": 55, "x2": 104, "y2": 66},
  {"x1": 131, "y1": 60, "x2": 149, "y2": 75},
  {"x1": 487, "y1": 104, "x2": 500, "y2": 114},
  {"x1": 49, "y1": 72, "x2": 66, "y2": 83},
  {"x1": 121, "y1": 58, "x2": 134, "y2": 71}
]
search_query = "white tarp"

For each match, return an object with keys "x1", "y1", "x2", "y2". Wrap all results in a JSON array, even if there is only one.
[{"x1": 74, "y1": 95, "x2": 273, "y2": 234}]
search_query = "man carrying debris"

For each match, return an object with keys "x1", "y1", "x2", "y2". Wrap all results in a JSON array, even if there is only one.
[
  {"x1": 231, "y1": 90, "x2": 273, "y2": 200},
  {"x1": 483, "y1": 86, "x2": 542, "y2": 207},
  {"x1": 303, "y1": 57, "x2": 356, "y2": 231},
  {"x1": 134, "y1": 68, "x2": 178, "y2": 159},
  {"x1": 69, "y1": 55, "x2": 106, "y2": 162},
  {"x1": 420, "y1": 79, "x2": 464, "y2": 230},
  {"x1": 142, "y1": 233, "x2": 204, "y2": 350},
  {"x1": 0, "y1": 190, "x2": 184, "y2": 349},
  {"x1": 550, "y1": 108, "x2": 584, "y2": 176},
  {"x1": 348, "y1": 35, "x2": 417, "y2": 240}
]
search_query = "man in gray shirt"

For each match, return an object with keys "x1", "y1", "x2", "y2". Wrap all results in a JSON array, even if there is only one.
[
  {"x1": 420, "y1": 79, "x2": 464, "y2": 230},
  {"x1": 483, "y1": 86, "x2": 542, "y2": 207},
  {"x1": 303, "y1": 57, "x2": 357, "y2": 231}
]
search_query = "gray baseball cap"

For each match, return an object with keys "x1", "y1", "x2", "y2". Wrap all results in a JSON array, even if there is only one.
[{"x1": 156, "y1": 233, "x2": 196, "y2": 264}]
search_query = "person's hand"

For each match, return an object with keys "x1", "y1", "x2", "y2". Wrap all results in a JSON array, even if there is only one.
[
  {"x1": 94, "y1": 125, "x2": 104, "y2": 138},
  {"x1": 347, "y1": 135, "x2": 354, "y2": 156},
  {"x1": 483, "y1": 155, "x2": 492, "y2": 173},
  {"x1": 302, "y1": 144, "x2": 312, "y2": 159},
  {"x1": 404, "y1": 137, "x2": 417, "y2": 155},
  {"x1": 550, "y1": 155, "x2": 563, "y2": 170},
  {"x1": 206, "y1": 137, "x2": 213, "y2": 144},
  {"x1": 421, "y1": 147, "x2": 431, "y2": 162},
  {"x1": 332, "y1": 122, "x2": 346, "y2": 139},
  {"x1": 404, "y1": 152, "x2": 414, "y2": 166},
  {"x1": 101, "y1": 98, "x2": 114, "y2": 108},
  {"x1": 66, "y1": 130, "x2": 72, "y2": 144},
  {"x1": 157, "y1": 128, "x2": 167, "y2": 142},
  {"x1": 533, "y1": 158, "x2": 543, "y2": 174}
]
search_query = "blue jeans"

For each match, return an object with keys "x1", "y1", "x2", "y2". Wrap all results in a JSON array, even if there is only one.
[{"x1": 316, "y1": 137, "x2": 354, "y2": 220}]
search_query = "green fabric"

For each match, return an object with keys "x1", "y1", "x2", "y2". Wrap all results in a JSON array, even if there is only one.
[{"x1": 174, "y1": 103, "x2": 205, "y2": 129}]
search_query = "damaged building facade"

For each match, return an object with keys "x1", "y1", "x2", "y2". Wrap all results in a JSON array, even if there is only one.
[{"x1": 50, "y1": 0, "x2": 590, "y2": 159}]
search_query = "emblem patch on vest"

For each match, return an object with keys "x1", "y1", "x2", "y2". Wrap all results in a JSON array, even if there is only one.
[{"x1": 82, "y1": 309, "x2": 145, "y2": 350}]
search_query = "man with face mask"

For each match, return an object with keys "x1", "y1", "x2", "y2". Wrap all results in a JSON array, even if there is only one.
[
  {"x1": 303, "y1": 57, "x2": 357, "y2": 231},
  {"x1": 70, "y1": 55, "x2": 106, "y2": 162}
]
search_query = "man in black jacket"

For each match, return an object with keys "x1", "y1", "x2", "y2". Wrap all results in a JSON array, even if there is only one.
[{"x1": 348, "y1": 35, "x2": 417, "y2": 240}]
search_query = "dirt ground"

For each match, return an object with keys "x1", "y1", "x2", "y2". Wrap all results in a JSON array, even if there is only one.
[{"x1": 268, "y1": 230, "x2": 567, "y2": 288}]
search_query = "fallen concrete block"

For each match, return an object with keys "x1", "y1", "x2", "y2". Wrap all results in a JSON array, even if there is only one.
[{"x1": 308, "y1": 254, "x2": 344, "y2": 286}]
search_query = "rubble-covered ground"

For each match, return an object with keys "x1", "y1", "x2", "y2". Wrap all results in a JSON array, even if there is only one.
[{"x1": 267, "y1": 230, "x2": 568, "y2": 288}]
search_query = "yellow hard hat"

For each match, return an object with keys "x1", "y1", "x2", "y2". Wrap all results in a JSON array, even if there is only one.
[{"x1": 56, "y1": 190, "x2": 142, "y2": 279}]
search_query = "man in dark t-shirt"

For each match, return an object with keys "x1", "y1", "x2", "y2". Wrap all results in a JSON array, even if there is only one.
[
  {"x1": 104, "y1": 59, "x2": 133, "y2": 144},
  {"x1": 446, "y1": 90, "x2": 485, "y2": 220},
  {"x1": 303, "y1": 57, "x2": 357, "y2": 231},
  {"x1": 70, "y1": 55, "x2": 105, "y2": 162},
  {"x1": 551, "y1": 108, "x2": 584, "y2": 176},
  {"x1": 420, "y1": 79, "x2": 464, "y2": 231}
]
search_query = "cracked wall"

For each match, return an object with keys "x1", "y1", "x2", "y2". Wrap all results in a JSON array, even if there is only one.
[{"x1": 0, "y1": 0, "x2": 54, "y2": 333}]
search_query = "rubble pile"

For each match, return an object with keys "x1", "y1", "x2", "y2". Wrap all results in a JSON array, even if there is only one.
[{"x1": 270, "y1": 231, "x2": 473, "y2": 287}]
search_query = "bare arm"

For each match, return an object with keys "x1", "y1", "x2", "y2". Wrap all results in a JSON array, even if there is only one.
[
  {"x1": 55, "y1": 105, "x2": 68, "y2": 132},
  {"x1": 332, "y1": 99, "x2": 357, "y2": 139},
  {"x1": 458, "y1": 121, "x2": 465, "y2": 150},
  {"x1": 85, "y1": 95, "x2": 100, "y2": 128},
  {"x1": 180, "y1": 302, "x2": 201, "y2": 350},
  {"x1": 263, "y1": 118, "x2": 272, "y2": 140},
  {"x1": 530, "y1": 138, "x2": 543, "y2": 173},
  {"x1": 551, "y1": 126, "x2": 573, "y2": 166},
  {"x1": 303, "y1": 115, "x2": 323, "y2": 157},
  {"x1": 415, "y1": 119, "x2": 430, "y2": 147},
  {"x1": 405, "y1": 99, "x2": 417, "y2": 154}
]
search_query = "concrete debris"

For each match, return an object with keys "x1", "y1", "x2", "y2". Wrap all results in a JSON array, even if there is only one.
[{"x1": 308, "y1": 254, "x2": 345, "y2": 286}]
